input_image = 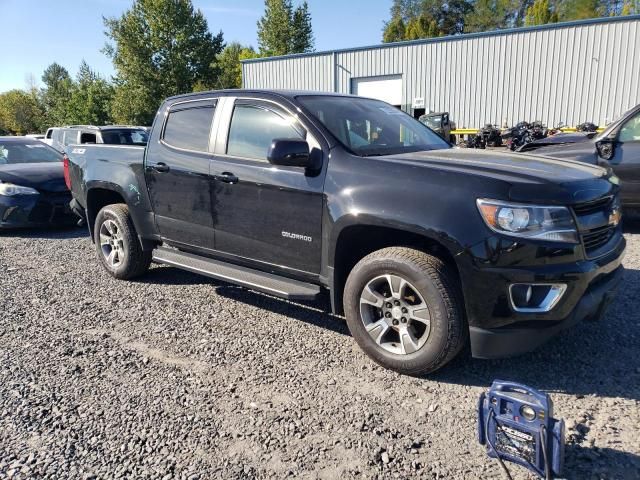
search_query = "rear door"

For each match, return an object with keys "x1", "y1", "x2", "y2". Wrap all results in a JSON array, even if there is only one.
[
  {"x1": 145, "y1": 98, "x2": 217, "y2": 249},
  {"x1": 612, "y1": 110, "x2": 640, "y2": 208},
  {"x1": 209, "y1": 97, "x2": 325, "y2": 275}
]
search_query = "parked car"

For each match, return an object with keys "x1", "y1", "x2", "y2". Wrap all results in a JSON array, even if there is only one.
[
  {"x1": 45, "y1": 125, "x2": 149, "y2": 152},
  {"x1": 418, "y1": 112, "x2": 455, "y2": 142},
  {"x1": 66, "y1": 90, "x2": 624, "y2": 375},
  {"x1": 0, "y1": 137, "x2": 77, "y2": 229},
  {"x1": 520, "y1": 104, "x2": 640, "y2": 211}
]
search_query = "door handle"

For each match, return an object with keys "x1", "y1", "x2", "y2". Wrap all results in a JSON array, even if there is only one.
[
  {"x1": 152, "y1": 162, "x2": 170, "y2": 173},
  {"x1": 216, "y1": 172, "x2": 239, "y2": 184}
]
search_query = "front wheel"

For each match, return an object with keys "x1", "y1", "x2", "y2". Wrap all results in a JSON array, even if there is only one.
[
  {"x1": 343, "y1": 247, "x2": 466, "y2": 375},
  {"x1": 94, "y1": 203, "x2": 151, "y2": 279}
]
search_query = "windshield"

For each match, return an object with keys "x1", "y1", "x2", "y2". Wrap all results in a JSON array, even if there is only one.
[
  {"x1": 297, "y1": 96, "x2": 450, "y2": 156},
  {"x1": 101, "y1": 129, "x2": 148, "y2": 146},
  {"x1": 595, "y1": 106, "x2": 639, "y2": 140},
  {"x1": 0, "y1": 140, "x2": 62, "y2": 165},
  {"x1": 422, "y1": 116, "x2": 442, "y2": 129}
]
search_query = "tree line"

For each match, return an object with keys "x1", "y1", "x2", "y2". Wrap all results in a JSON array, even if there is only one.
[
  {"x1": 1, "y1": 0, "x2": 637, "y2": 135},
  {"x1": 0, "y1": 0, "x2": 313, "y2": 135},
  {"x1": 383, "y1": 0, "x2": 639, "y2": 42}
]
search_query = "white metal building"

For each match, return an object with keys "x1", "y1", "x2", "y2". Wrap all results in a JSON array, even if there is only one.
[{"x1": 242, "y1": 15, "x2": 640, "y2": 128}]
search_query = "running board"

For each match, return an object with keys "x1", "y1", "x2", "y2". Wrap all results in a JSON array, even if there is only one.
[{"x1": 152, "y1": 247, "x2": 321, "y2": 301}]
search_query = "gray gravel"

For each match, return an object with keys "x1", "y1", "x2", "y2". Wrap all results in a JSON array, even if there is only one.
[{"x1": 1, "y1": 225, "x2": 639, "y2": 479}]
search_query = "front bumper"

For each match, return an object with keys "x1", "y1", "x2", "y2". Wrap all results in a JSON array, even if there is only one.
[
  {"x1": 469, "y1": 263, "x2": 624, "y2": 358},
  {"x1": 461, "y1": 231, "x2": 626, "y2": 359},
  {"x1": 0, "y1": 192, "x2": 76, "y2": 229}
]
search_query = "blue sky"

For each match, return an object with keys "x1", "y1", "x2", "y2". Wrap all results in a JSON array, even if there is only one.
[{"x1": 1, "y1": 0, "x2": 390, "y2": 92}]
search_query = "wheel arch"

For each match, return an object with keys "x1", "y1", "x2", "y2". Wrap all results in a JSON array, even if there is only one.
[
  {"x1": 86, "y1": 186, "x2": 127, "y2": 241},
  {"x1": 330, "y1": 223, "x2": 463, "y2": 316}
]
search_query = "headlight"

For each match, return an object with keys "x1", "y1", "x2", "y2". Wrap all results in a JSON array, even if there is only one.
[
  {"x1": 477, "y1": 198, "x2": 578, "y2": 243},
  {"x1": 0, "y1": 182, "x2": 40, "y2": 196}
]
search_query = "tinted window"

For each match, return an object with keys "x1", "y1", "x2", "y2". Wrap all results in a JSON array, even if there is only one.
[
  {"x1": 101, "y1": 129, "x2": 148, "y2": 145},
  {"x1": 298, "y1": 96, "x2": 450, "y2": 156},
  {"x1": 80, "y1": 132, "x2": 97, "y2": 144},
  {"x1": 227, "y1": 105, "x2": 304, "y2": 161},
  {"x1": 619, "y1": 111, "x2": 640, "y2": 142},
  {"x1": 0, "y1": 141, "x2": 63, "y2": 164},
  {"x1": 163, "y1": 107, "x2": 214, "y2": 152}
]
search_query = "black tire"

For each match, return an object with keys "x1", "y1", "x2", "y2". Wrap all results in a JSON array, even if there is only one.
[
  {"x1": 94, "y1": 203, "x2": 151, "y2": 280},
  {"x1": 343, "y1": 247, "x2": 466, "y2": 376}
]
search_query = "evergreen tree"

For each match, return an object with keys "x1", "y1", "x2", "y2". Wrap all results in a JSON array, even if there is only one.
[
  {"x1": 257, "y1": 0, "x2": 314, "y2": 55},
  {"x1": 257, "y1": 0, "x2": 294, "y2": 56},
  {"x1": 621, "y1": 0, "x2": 640, "y2": 14},
  {"x1": 291, "y1": 2, "x2": 314, "y2": 53},
  {"x1": 436, "y1": 0, "x2": 473, "y2": 35},
  {"x1": 464, "y1": 0, "x2": 515, "y2": 33},
  {"x1": 558, "y1": 0, "x2": 602, "y2": 20},
  {"x1": 524, "y1": 0, "x2": 558, "y2": 25},
  {"x1": 65, "y1": 61, "x2": 114, "y2": 125},
  {"x1": 41, "y1": 62, "x2": 73, "y2": 127},
  {"x1": 383, "y1": 16, "x2": 407, "y2": 42}
]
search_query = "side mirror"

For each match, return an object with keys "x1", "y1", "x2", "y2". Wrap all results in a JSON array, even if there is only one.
[
  {"x1": 596, "y1": 140, "x2": 615, "y2": 160},
  {"x1": 267, "y1": 138, "x2": 310, "y2": 168}
]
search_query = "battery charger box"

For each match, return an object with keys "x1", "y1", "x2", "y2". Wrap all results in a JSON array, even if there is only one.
[{"x1": 478, "y1": 380, "x2": 565, "y2": 478}]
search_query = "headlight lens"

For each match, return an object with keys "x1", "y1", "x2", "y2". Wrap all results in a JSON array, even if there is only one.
[
  {"x1": 0, "y1": 182, "x2": 40, "y2": 196},
  {"x1": 477, "y1": 198, "x2": 578, "y2": 243},
  {"x1": 520, "y1": 404, "x2": 536, "y2": 421}
]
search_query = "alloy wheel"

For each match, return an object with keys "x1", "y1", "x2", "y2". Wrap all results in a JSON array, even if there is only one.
[
  {"x1": 99, "y1": 219, "x2": 125, "y2": 268},
  {"x1": 359, "y1": 274, "x2": 431, "y2": 355}
]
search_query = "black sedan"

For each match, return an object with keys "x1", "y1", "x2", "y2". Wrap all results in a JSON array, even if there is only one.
[
  {"x1": 0, "y1": 137, "x2": 77, "y2": 229},
  {"x1": 520, "y1": 104, "x2": 640, "y2": 211}
]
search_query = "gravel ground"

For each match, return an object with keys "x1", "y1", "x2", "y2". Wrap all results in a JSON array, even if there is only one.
[{"x1": 1, "y1": 224, "x2": 639, "y2": 480}]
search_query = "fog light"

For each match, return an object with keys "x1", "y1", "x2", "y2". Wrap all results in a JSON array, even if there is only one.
[{"x1": 509, "y1": 284, "x2": 566, "y2": 313}]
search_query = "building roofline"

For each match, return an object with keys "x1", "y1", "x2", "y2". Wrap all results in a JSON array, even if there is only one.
[{"x1": 241, "y1": 14, "x2": 640, "y2": 64}]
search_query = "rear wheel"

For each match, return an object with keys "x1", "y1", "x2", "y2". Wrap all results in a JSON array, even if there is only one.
[
  {"x1": 343, "y1": 247, "x2": 466, "y2": 375},
  {"x1": 94, "y1": 203, "x2": 151, "y2": 279}
]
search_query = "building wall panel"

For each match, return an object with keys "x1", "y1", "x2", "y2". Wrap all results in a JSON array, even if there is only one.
[{"x1": 242, "y1": 16, "x2": 640, "y2": 128}]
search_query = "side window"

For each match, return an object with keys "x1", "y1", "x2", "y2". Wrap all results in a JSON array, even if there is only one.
[
  {"x1": 163, "y1": 106, "x2": 215, "y2": 152},
  {"x1": 619, "y1": 112, "x2": 640, "y2": 142},
  {"x1": 45, "y1": 129, "x2": 53, "y2": 139},
  {"x1": 63, "y1": 130, "x2": 78, "y2": 145},
  {"x1": 80, "y1": 132, "x2": 97, "y2": 144},
  {"x1": 227, "y1": 104, "x2": 304, "y2": 161}
]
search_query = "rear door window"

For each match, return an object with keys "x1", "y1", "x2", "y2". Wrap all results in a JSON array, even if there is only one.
[{"x1": 162, "y1": 104, "x2": 215, "y2": 152}]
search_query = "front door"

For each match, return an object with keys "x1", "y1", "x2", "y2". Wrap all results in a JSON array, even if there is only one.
[
  {"x1": 209, "y1": 98, "x2": 324, "y2": 275},
  {"x1": 145, "y1": 98, "x2": 217, "y2": 249},
  {"x1": 612, "y1": 110, "x2": 640, "y2": 209}
]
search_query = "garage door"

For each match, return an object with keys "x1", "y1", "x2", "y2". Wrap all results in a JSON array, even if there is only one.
[{"x1": 351, "y1": 75, "x2": 403, "y2": 107}]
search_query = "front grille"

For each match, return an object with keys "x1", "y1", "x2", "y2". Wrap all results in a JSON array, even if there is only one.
[
  {"x1": 582, "y1": 225, "x2": 615, "y2": 253},
  {"x1": 572, "y1": 195, "x2": 620, "y2": 258},
  {"x1": 572, "y1": 196, "x2": 613, "y2": 215},
  {"x1": 27, "y1": 193, "x2": 73, "y2": 224}
]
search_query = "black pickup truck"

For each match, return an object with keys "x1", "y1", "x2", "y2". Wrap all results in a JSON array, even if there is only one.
[{"x1": 65, "y1": 90, "x2": 625, "y2": 375}]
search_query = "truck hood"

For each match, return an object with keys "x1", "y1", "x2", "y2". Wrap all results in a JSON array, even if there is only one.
[
  {"x1": 0, "y1": 162, "x2": 67, "y2": 193},
  {"x1": 384, "y1": 148, "x2": 614, "y2": 204}
]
